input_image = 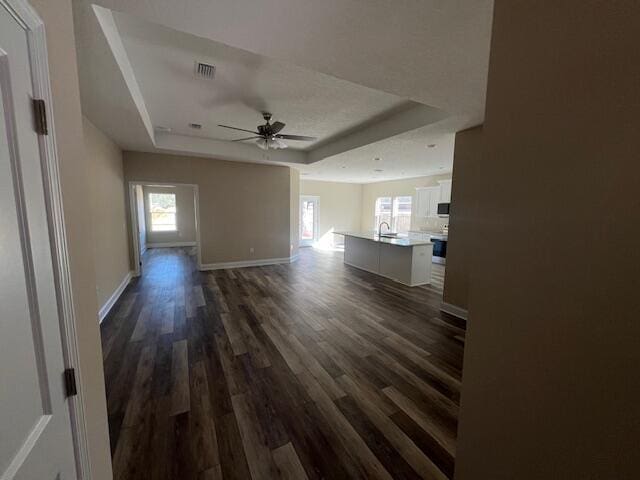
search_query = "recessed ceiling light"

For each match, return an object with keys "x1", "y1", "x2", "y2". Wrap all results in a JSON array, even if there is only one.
[
  {"x1": 189, "y1": 123, "x2": 202, "y2": 129},
  {"x1": 374, "y1": 169, "x2": 383, "y2": 172},
  {"x1": 427, "y1": 144, "x2": 437, "y2": 148}
]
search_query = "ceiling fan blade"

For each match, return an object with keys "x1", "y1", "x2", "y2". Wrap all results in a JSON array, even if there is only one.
[
  {"x1": 232, "y1": 136, "x2": 263, "y2": 142},
  {"x1": 218, "y1": 124, "x2": 260, "y2": 134},
  {"x1": 275, "y1": 134, "x2": 317, "y2": 141},
  {"x1": 270, "y1": 121, "x2": 286, "y2": 134}
]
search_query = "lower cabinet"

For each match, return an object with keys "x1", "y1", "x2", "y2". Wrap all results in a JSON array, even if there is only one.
[{"x1": 343, "y1": 236, "x2": 432, "y2": 287}]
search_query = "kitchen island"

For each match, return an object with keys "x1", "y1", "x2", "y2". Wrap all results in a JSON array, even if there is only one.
[{"x1": 335, "y1": 232, "x2": 433, "y2": 286}]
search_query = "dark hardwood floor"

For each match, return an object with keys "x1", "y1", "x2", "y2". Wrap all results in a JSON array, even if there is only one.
[{"x1": 101, "y1": 247, "x2": 464, "y2": 480}]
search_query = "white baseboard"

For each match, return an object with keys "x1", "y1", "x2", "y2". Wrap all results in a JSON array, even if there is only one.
[
  {"x1": 440, "y1": 302, "x2": 468, "y2": 321},
  {"x1": 99, "y1": 271, "x2": 133, "y2": 323},
  {"x1": 140, "y1": 244, "x2": 147, "y2": 255},
  {"x1": 200, "y1": 255, "x2": 298, "y2": 271},
  {"x1": 146, "y1": 241, "x2": 197, "y2": 248}
]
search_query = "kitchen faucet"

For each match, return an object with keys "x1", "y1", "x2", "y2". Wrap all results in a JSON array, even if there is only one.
[{"x1": 378, "y1": 221, "x2": 391, "y2": 237}]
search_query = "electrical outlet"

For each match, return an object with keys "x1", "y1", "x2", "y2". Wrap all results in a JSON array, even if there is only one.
[{"x1": 250, "y1": 247, "x2": 254, "y2": 254}]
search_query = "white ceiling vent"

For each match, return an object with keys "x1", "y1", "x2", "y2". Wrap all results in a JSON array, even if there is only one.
[{"x1": 195, "y1": 61, "x2": 216, "y2": 79}]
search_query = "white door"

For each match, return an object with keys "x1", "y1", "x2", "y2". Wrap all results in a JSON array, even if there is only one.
[
  {"x1": 300, "y1": 196, "x2": 319, "y2": 247},
  {"x1": 1, "y1": 4, "x2": 77, "y2": 479}
]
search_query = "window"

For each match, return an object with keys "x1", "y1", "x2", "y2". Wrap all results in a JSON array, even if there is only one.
[
  {"x1": 374, "y1": 197, "x2": 392, "y2": 230},
  {"x1": 149, "y1": 192, "x2": 177, "y2": 231},
  {"x1": 393, "y1": 196, "x2": 412, "y2": 233},
  {"x1": 374, "y1": 195, "x2": 412, "y2": 234}
]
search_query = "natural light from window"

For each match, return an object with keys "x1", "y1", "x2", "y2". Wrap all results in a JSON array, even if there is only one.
[
  {"x1": 149, "y1": 192, "x2": 177, "y2": 231},
  {"x1": 375, "y1": 196, "x2": 412, "y2": 234}
]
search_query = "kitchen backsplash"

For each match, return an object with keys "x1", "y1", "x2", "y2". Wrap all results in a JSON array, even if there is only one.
[{"x1": 411, "y1": 216, "x2": 449, "y2": 232}]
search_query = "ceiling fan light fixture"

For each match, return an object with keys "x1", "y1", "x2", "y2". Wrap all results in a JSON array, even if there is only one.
[
  {"x1": 272, "y1": 137, "x2": 288, "y2": 149},
  {"x1": 256, "y1": 137, "x2": 288, "y2": 150},
  {"x1": 220, "y1": 114, "x2": 316, "y2": 150}
]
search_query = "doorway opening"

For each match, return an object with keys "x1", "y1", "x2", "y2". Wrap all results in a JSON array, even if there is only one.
[
  {"x1": 300, "y1": 195, "x2": 319, "y2": 247},
  {"x1": 129, "y1": 182, "x2": 202, "y2": 276}
]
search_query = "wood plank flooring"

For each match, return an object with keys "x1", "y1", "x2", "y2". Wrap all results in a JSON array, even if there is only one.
[{"x1": 101, "y1": 247, "x2": 464, "y2": 480}]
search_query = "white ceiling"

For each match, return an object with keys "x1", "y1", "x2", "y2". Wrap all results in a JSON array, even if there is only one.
[
  {"x1": 300, "y1": 130, "x2": 456, "y2": 184},
  {"x1": 73, "y1": 0, "x2": 493, "y2": 182},
  {"x1": 114, "y1": 11, "x2": 413, "y2": 151}
]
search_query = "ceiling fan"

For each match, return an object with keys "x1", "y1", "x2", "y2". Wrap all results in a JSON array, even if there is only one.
[{"x1": 218, "y1": 112, "x2": 317, "y2": 150}]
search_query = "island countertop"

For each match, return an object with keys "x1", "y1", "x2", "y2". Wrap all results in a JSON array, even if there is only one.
[{"x1": 334, "y1": 231, "x2": 434, "y2": 247}]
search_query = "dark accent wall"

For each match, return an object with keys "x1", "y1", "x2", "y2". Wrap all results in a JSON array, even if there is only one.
[{"x1": 455, "y1": 1, "x2": 640, "y2": 478}]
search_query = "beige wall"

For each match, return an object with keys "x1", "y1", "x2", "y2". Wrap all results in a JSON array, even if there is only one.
[
  {"x1": 301, "y1": 180, "x2": 363, "y2": 246},
  {"x1": 142, "y1": 184, "x2": 196, "y2": 245},
  {"x1": 290, "y1": 168, "x2": 300, "y2": 257},
  {"x1": 455, "y1": 1, "x2": 640, "y2": 479},
  {"x1": 123, "y1": 151, "x2": 294, "y2": 265},
  {"x1": 83, "y1": 116, "x2": 130, "y2": 310},
  {"x1": 30, "y1": 1, "x2": 112, "y2": 478},
  {"x1": 361, "y1": 174, "x2": 452, "y2": 232},
  {"x1": 442, "y1": 126, "x2": 483, "y2": 310}
]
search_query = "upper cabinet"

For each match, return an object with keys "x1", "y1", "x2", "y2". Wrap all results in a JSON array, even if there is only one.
[
  {"x1": 415, "y1": 186, "x2": 441, "y2": 218},
  {"x1": 438, "y1": 179, "x2": 452, "y2": 203},
  {"x1": 415, "y1": 179, "x2": 453, "y2": 218}
]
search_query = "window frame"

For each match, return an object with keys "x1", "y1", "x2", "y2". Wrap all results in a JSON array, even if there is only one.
[
  {"x1": 374, "y1": 196, "x2": 393, "y2": 231},
  {"x1": 148, "y1": 191, "x2": 178, "y2": 232},
  {"x1": 374, "y1": 195, "x2": 413, "y2": 233}
]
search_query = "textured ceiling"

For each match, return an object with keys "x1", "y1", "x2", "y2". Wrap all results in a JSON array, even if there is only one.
[
  {"x1": 73, "y1": 0, "x2": 493, "y2": 182},
  {"x1": 113, "y1": 11, "x2": 413, "y2": 150},
  {"x1": 299, "y1": 129, "x2": 456, "y2": 184},
  {"x1": 73, "y1": 2, "x2": 153, "y2": 151},
  {"x1": 90, "y1": 0, "x2": 494, "y2": 118}
]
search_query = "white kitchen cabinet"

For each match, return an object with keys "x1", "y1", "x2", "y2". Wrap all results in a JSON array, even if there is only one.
[
  {"x1": 415, "y1": 186, "x2": 441, "y2": 218},
  {"x1": 438, "y1": 179, "x2": 452, "y2": 203},
  {"x1": 342, "y1": 233, "x2": 433, "y2": 286}
]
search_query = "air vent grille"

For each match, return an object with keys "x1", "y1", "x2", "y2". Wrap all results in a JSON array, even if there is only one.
[{"x1": 195, "y1": 61, "x2": 215, "y2": 79}]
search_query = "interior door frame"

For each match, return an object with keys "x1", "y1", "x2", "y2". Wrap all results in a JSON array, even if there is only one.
[
  {"x1": 134, "y1": 184, "x2": 146, "y2": 256},
  {"x1": 300, "y1": 195, "x2": 320, "y2": 247},
  {"x1": 0, "y1": 0, "x2": 91, "y2": 477},
  {"x1": 128, "y1": 181, "x2": 203, "y2": 276}
]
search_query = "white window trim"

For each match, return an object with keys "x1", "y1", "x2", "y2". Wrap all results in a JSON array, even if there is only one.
[
  {"x1": 148, "y1": 191, "x2": 178, "y2": 232},
  {"x1": 374, "y1": 195, "x2": 413, "y2": 233}
]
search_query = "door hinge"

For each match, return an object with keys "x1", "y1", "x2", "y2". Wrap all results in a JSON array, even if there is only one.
[
  {"x1": 32, "y1": 98, "x2": 48, "y2": 135},
  {"x1": 64, "y1": 368, "x2": 77, "y2": 397}
]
